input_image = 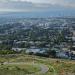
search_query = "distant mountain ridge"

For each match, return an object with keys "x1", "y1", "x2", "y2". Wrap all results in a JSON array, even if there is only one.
[{"x1": 0, "y1": 10, "x2": 75, "y2": 18}]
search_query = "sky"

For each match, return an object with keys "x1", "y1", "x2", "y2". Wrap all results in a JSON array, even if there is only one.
[{"x1": 0, "y1": 0, "x2": 75, "y2": 17}]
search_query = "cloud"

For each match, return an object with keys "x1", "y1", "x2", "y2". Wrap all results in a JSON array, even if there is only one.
[{"x1": 0, "y1": 0, "x2": 75, "y2": 12}]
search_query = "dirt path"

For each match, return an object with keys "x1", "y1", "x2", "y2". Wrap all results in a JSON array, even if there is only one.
[
  {"x1": 4, "y1": 62, "x2": 49, "y2": 75},
  {"x1": 34, "y1": 58, "x2": 57, "y2": 75}
]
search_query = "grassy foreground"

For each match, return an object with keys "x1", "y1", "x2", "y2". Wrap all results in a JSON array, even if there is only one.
[
  {"x1": 0, "y1": 54, "x2": 75, "y2": 75},
  {"x1": 0, "y1": 64, "x2": 40, "y2": 75}
]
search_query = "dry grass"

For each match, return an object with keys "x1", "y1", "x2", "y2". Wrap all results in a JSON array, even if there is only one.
[{"x1": 0, "y1": 54, "x2": 75, "y2": 75}]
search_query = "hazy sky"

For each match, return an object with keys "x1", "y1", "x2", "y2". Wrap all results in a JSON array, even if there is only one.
[{"x1": 0, "y1": 0, "x2": 75, "y2": 17}]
